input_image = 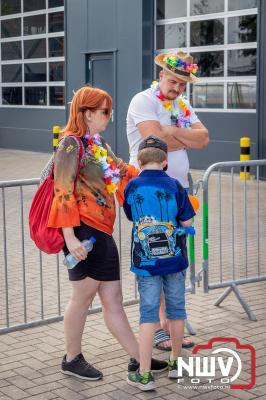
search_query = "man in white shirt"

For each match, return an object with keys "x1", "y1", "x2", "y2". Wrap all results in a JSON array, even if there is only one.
[
  {"x1": 127, "y1": 50, "x2": 209, "y2": 350},
  {"x1": 127, "y1": 51, "x2": 209, "y2": 188}
]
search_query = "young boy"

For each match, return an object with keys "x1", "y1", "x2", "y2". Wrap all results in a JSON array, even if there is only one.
[{"x1": 124, "y1": 135, "x2": 195, "y2": 391}]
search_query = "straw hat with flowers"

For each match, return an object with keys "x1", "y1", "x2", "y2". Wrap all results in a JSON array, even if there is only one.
[{"x1": 155, "y1": 50, "x2": 199, "y2": 83}]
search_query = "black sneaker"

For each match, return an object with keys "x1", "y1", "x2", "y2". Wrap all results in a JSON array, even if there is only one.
[
  {"x1": 128, "y1": 357, "x2": 168, "y2": 373},
  {"x1": 61, "y1": 353, "x2": 103, "y2": 380}
]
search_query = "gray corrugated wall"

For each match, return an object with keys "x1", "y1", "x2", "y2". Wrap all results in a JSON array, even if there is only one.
[
  {"x1": 257, "y1": 0, "x2": 266, "y2": 178},
  {"x1": 0, "y1": 0, "x2": 262, "y2": 170},
  {"x1": 65, "y1": 0, "x2": 143, "y2": 160},
  {"x1": 0, "y1": 108, "x2": 65, "y2": 152},
  {"x1": 141, "y1": 1, "x2": 258, "y2": 170},
  {"x1": 66, "y1": 0, "x2": 258, "y2": 168},
  {"x1": 189, "y1": 111, "x2": 257, "y2": 169}
]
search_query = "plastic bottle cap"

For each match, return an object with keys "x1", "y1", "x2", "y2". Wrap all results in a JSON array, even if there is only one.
[
  {"x1": 188, "y1": 226, "x2": 195, "y2": 235},
  {"x1": 88, "y1": 236, "x2": 96, "y2": 244}
]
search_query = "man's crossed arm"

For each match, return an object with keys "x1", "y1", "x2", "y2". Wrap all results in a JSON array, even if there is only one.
[{"x1": 137, "y1": 120, "x2": 209, "y2": 151}]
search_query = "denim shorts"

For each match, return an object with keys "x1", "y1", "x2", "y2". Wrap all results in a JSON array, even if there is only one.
[{"x1": 137, "y1": 271, "x2": 187, "y2": 324}]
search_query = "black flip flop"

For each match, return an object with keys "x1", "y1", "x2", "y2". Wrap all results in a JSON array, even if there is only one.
[
  {"x1": 154, "y1": 329, "x2": 195, "y2": 350},
  {"x1": 154, "y1": 329, "x2": 171, "y2": 351}
]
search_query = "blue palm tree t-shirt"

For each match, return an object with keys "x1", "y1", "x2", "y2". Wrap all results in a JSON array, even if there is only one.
[{"x1": 123, "y1": 170, "x2": 195, "y2": 276}]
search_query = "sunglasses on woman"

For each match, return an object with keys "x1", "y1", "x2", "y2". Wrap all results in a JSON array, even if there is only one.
[
  {"x1": 79, "y1": 107, "x2": 110, "y2": 116},
  {"x1": 95, "y1": 108, "x2": 110, "y2": 116}
]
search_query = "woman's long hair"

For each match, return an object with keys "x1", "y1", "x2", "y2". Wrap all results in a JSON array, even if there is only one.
[{"x1": 61, "y1": 85, "x2": 112, "y2": 138}]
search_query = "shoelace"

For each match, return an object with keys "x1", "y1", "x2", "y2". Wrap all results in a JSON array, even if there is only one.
[
  {"x1": 80, "y1": 357, "x2": 93, "y2": 370},
  {"x1": 169, "y1": 359, "x2": 177, "y2": 367},
  {"x1": 141, "y1": 371, "x2": 152, "y2": 384}
]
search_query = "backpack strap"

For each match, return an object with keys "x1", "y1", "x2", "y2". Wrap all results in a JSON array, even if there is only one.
[
  {"x1": 49, "y1": 135, "x2": 85, "y2": 180},
  {"x1": 72, "y1": 135, "x2": 84, "y2": 173},
  {"x1": 71, "y1": 136, "x2": 84, "y2": 194}
]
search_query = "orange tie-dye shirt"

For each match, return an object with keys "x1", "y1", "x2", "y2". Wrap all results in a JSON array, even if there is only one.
[{"x1": 47, "y1": 135, "x2": 138, "y2": 235}]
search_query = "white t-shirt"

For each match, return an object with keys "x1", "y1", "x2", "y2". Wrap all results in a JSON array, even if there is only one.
[{"x1": 126, "y1": 87, "x2": 199, "y2": 188}]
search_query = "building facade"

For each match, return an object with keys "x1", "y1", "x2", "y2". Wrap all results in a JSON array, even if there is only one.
[{"x1": 0, "y1": 0, "x2": 265, "y2": 170}]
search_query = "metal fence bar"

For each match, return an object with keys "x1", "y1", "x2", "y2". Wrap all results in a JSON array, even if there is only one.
[
  {"x1": 2, "y1": 187, "x2": 9, "y2": 328},
  {"x1": 188, "y1": 234, "x2": 195, "y2": 295},
  {"x1": 218, "y1": 168, "x2": 222, "y2": 282},
  {"x1": 202, "y1": 159, "x2": 266, "y2": 321},
  {"x1": 187, "y1": 172, "x2": 197, "y2": 296},
  {"x1": 256, "y1": 165, "x2": 260, "y2": 276},
  {"x1": 214, "y1": 283, "x2": 257, "y2": 321},
  {"x1": 39, "y1": 251, "x2": 44, "y2": 320},
  {"x1": 0, "y1": 178, "x2": 39, "y2": 187},
  {"x1": 231, "y1": 168, "x2": 235, "y2": 281},
  {"x1": 56, "y1": 253, "x2": 61, "y2": 316},
  {"x1": 244, "y1": 166, "x2": 248, "y2": 278},
  {"x1": 209, "y1": 275, "x2": 266, "y2": 289},
  {"x1": 118, "y1": 206, "x2": 123, "y2": 282},
  {"x1": 20, "y1": 186, "x2": 27, "y2": 323},
  {"x1": 202, "y1": 175, "x2": 209, "y2": 294},
  {"x1": 0, "y1": 298, "x2": 140, "y2": 335}
]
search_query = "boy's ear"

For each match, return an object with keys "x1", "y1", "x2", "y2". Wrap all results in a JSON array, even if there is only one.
[
  {"x1": 137, "y1": 159, "x2": 142, "y2": 169},
  {"x1": 163, "y1": 159, "x2": 168, "y2": 171}
]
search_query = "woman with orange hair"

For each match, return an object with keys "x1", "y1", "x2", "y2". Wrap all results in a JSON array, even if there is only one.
[{"x1": 48, "y1": 86, "x2": 167, "y2": 380}]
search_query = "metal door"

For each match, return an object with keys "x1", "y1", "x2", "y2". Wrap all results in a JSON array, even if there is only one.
[{"x1": 86, "y1": 52, "x2": 116, "y2": 152}]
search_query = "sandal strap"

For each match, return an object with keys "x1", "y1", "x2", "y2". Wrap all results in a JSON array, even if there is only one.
[{"x1": 154, "y1": 329, "x2": 170, "y2": 345}]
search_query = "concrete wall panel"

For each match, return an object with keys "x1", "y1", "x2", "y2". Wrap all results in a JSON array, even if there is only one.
[{"x1": 0, "y1": 109, "x2": 65, "y2": 152}]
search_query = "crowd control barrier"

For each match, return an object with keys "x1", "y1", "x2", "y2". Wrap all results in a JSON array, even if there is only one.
[
  {"x1": 0, "y1": 176, "x2": 196, "y2": 335},
  {"x1": 0, "y1": 178, "x2": 138, "y2": 334},
  {"x1": 1, "y1": 160, "x2": 265, "y2": 334},
  {"x1": 202, "y1": 159, "x2": 266, "y2": 321}
]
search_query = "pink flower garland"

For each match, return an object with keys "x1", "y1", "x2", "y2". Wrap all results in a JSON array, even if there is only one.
[
  {"x1": 85, "y1": 132, "x2": 120, "y2": 194},
  {"x1": 151, "y1": 81, "x2": 192, "y2": 128}
]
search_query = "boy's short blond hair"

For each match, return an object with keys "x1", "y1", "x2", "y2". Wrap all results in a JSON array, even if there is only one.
[{"x1": 138, "y1": 147, "x2": 167, "y2": 166}]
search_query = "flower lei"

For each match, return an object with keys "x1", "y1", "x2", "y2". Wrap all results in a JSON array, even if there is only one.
[
  {"x1": 151, "y1": 81, "x2": 192, "y2": 128},
  {"x1": 85, "y1": 132, "x2": 120, "y2": 194}
]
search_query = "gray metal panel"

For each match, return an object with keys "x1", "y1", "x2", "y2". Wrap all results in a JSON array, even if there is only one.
[
  {"x1": 65, "y1": 0, "x2": 118, "y2": 102},
  {"x1": 65, "y1": 0, "x2": 88, "y2": 106},
  {"x1": 142, "y1": 0, "x2": 154, "y2": 89},
  {"x1": 257, "y1": 0, "x2": 266, "y2": 177},
  {"x1": 0, "y1": 109, "x2": 65, "y2": 152},
  {"x1": 66, "y1": 0, "x2": 143, "y2": 161},
  {"x1": 196, "y1": 112, "x2": 257, "y2": 142},
  {"x1": 189, "y1": 112, "x2": 257, "y2": 169},
  {"x1": 115, "y1": 0, "x2": 143, "y2": 160},
  {"x1": 87, "y1": 52, "x2": 116, "y2": 151},
  {"x1": 86, "y1": 0, "x2": 116, "y2": 50},
  {"x1": 1, "y1": 0, "x2": 261, "y2": 169}
]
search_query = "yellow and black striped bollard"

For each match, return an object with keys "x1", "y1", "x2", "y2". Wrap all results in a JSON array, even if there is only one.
[
  {"x1": 240, "y1": 137, "x2": 250, "y2": 180},
  {"x1": 53, "y1": 125, "x2": 60, "y2": 152}
]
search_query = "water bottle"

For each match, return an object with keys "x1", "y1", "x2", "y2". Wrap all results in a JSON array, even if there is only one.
[{"x1": 63, "y1": 236, "x2": 96, "y2": 269}]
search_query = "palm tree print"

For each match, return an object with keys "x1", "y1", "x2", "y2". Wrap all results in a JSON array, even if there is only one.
[
  {"x1": 129, "y1": 184, "x2": 140, "y2": 219},
  {"x1": 155, "y1": 190, "x2": 164, "y2": 221},
  {"x1": 135, "y1": 194, "x2": 144, "y2": 216},
  {"x1": 164, "y1": 191, "x2": 173, "y2": 221}
]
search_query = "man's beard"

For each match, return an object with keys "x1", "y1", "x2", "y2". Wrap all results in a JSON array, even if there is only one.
[{"x1": 165, "y1": 90, "x2": 179, "y2": 100}]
